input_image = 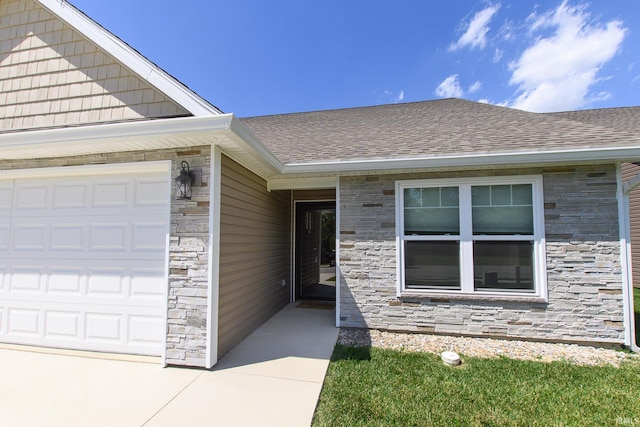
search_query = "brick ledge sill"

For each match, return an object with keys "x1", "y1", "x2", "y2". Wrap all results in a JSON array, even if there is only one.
[{"x1": 399, "y1": 292, "x2": 548, "y2": 304}]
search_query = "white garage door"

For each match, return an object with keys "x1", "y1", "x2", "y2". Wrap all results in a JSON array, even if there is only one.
[{"x1": 0, "y1": 163, "x2": 170, "y2": 356}]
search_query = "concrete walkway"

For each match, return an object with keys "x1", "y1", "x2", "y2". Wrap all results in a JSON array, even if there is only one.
[{"x1": 0, "y1": 303, "x2": 339, "y2": 427}]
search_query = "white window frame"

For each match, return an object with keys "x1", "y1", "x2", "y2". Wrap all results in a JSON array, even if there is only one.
[{"x1": 396, "y1": 175, "x2": 547, "y2": 299}]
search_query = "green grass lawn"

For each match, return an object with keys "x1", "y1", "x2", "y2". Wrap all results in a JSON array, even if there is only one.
[
  {"x1": 313, "y1": 345, "x2": 640, "y2": 427},
  {"x1": 635, "y1": 287, "x2": 640, "y2": 347}
]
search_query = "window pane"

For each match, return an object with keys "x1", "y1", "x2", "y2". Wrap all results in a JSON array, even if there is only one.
[
  {"x1": 404, "y1": 187, "x2": 459, "y2": 235},
  {"x1": 421, "y1": 188, "x2": 440, "y2": 207},
  {"x1": 405, "y1": 241, "x2": 460, "y2": 290},
  {"x1": 404, "y1": 188, "x2": 422, "y2": 207},
  {"x1": 440, "y1": 187, "x2": 459, "y2": 206},
  {"x1": 471, "y1": 186, "x2": 490, "y2": 205},
  {"x1": 473, "y1": 241, "x2": 534, "y2": 292},
  {"x1": 472, "y1": 184, "x2": 533, "y2": 235},
  {"x1": 405, "y1": 208, "x2": 459, "y2": 235},
  {"x1": 472, "y1": 207, "x2": 533, "y2": 235},
  {"x1": 512, "y1": 184, "x2": 533, "y2": 205},
  {"x1": 491, "y1": 185, "x2": 511, "y2": 205}
]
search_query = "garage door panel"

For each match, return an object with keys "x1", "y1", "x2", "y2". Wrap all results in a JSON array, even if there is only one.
[
  {"x1": 93, "y1": 179, "x2": 131, "y2": 209},
  {"x1": 50, "y1": 223, "x2": 85, "y2": 251},
  {"x1": 128, "y1": 315, "x2": 164, "y2": 345},
  {"x1": 5, "y1": 259, "x2": 166, "y2": 304},
  {"x1": 0, "y1": 265, "x2": 6, "y2": 291},
  {"x1": 130, "y1": 268, "x2": 167, "y2": 300},
  {"x1": 85, "y1": 312, "x2": 122, "y2": 342},
  {"x1": 11, "y1": 223, "x2": 48, "y2": 252},
  {"x1": 45, "y1": 310, "x2": 80, "y2": 340},
  {"x1": 10, "y1": 215, "x2": 167, "y2": 259},
  {"x1": 1, "y1": 165, "x2": 170, "y2": 356},
  {"x1": 87, "y1": 267, "x2": 126, "y2": 297},
  {"x1": 8, "y1": 308, "x2": 41, "y2": 337},
  {"x1": 0, "y1": 182, "x2": 12, "y2": 213},
  {"x1": 0, "y1": 221, "x2": 9, "y2": 254},
  {"x1": 89, "y1": 222, "x2": 129, "y2": 252},
  {"x1": 135, "y1": 177, "x2": 171, "y2": 207},
  {"x1": 133, "y1": 222, "x2": 169, "y2": 251},
  {"x1": 52, "y1": 182, "x2": 90, "y2": 210},
  {"x1": 9, "y1": 266, "x2": 45, "y2": 293},
  {"x1": 13, "y1": 182, "x2": 50, "y2": 210},
  {"x1": 13, "y1": 175, "x2": 167, "y2": 217},
  {"x1": 47, "y1": 267, "x2": 83, "y2": 294},
  {"x1": 1, "y1": 291, "x2": 166, "y2": 354}
]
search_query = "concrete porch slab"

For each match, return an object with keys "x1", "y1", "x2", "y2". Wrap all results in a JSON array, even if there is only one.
[{"x1": 0, "y1": 302, "x2": 338, "y2": 427}]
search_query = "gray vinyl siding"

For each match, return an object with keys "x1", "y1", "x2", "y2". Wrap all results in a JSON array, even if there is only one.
[
  {"x1": 217, "y1": 155, "x2": 291, "y2": 358},
  {"x1": 622, "y1": 162, "x2": 640, "y2": 288}
]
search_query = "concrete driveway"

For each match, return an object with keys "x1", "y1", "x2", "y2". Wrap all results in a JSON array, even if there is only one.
[{"x1": 0, "y1": 303, "x2": 339, "y2": 427}]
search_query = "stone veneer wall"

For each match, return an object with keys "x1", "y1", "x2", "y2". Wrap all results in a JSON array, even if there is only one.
[
  {"x1": 0, "y1": 145, "x2": 212, "y2": 366},
  {"x1": 339, "y1": 164, "x2": 626, "y2": 345}
]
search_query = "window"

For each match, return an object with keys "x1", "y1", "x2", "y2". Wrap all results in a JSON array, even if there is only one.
[{"x1": 397, "y1": 176, "x2": 546, "y2": 298}]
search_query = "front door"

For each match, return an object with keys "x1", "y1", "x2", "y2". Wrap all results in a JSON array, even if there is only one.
[{"x1": 295, "y1": 202, "x2": 336, "y2": 301}]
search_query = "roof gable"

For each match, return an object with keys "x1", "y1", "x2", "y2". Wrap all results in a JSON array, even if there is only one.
[{"x1": 0, "y1": 0, "x2": 219, "y2": 131}]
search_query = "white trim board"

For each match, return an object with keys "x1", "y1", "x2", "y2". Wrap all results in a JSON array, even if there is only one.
[
  {"x1": 206, "y1": 146, "x2": 222, "y2": 368},
  {"x1": 617, "y1": 165, "x2": 638, "y2": 351}
]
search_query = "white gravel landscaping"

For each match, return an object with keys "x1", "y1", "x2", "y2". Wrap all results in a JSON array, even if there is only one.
[{"x1": 337, "y1": 328, "x2": 640, "y2": 367}]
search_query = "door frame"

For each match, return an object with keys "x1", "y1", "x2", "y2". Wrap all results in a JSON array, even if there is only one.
[{"x1": 293, "y1": 200, "x2": 336, "y2": 301}]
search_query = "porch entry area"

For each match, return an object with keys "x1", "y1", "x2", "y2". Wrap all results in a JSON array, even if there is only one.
[{"x1": 295, "y1": 201, "x2": 336, "y2": 301}]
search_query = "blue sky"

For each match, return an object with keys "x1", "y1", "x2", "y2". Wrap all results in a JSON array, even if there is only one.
[{"x1": 69, "y1": 0, "x2": 639, "y2": 117}]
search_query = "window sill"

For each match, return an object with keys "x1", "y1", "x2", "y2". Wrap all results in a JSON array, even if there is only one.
[{"x1": 399, "y1": 292, "x2": 548, "y2": 304}]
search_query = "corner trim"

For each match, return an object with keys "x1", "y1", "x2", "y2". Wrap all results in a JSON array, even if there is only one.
[
  {"x1": 206, "y1": 147, "x2": 222, "y2": 368},
  {"x1": 335, "y1": 177, "x2": 341, "y2": 328},
  {"x1": 617, "y1": 164, "x2": 638, "y2": 351}
]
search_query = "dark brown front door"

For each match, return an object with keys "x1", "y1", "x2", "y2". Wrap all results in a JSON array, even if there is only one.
[{"x1": 295, "y1": 202, "x2": 336, "y2": 301}]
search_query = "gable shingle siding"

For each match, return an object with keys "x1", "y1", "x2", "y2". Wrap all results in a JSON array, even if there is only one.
[{"x1": 0, "y1": 0, "x2": 190, "y2": 131}]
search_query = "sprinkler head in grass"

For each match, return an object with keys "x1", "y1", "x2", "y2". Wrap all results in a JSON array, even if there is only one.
[{"x1": 441, "y1": 351, "x2": 461, "y2": 366}]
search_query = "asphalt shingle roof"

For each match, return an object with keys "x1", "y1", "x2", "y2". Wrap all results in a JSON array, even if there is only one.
[{"x1": 240, "y1": 98, "x2": 640, "y2": 165}]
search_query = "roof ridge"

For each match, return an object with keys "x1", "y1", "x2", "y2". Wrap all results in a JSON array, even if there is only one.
[{"x1": 240, "y1": 98, "x2": 493, "y2": 119}]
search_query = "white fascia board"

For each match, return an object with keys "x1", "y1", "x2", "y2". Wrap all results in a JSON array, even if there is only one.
[
  {"x1": 281, "y1": 146, "x2": 640, "y2": 174},
  {"x1": 227, "y1": 116, "x2": 285, "y2": 174},
  {"x1": 0, "y1": 115, "x2": 233, "y2": 154},
  {"x1": 36, "y1": 0, "x2": 220, "y2": 117}
]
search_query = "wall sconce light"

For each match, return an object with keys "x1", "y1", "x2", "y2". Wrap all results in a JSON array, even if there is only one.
[{"x1": 174, "y1": 161, "x2": 202, "y2": 200}]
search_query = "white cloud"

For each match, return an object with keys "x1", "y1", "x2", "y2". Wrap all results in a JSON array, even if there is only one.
[
  {"x1": 493, "y1": 48, "x2": 504, "y2": 63},
  {"x1": 508, "y1": 1, "x2": 627, "y2": 112},
  {"x1": 377, "y1": 89, "x2": 405, "y2": 104},
  {"x1": 469, "y1": 81, "x2": 482, "y2": 93},
  {"x1": 450, "y1": 4, "x2": 501, "y2": 51},
  {"x1": 435, "y1": 74, "x2": 464, "y2": 98}
]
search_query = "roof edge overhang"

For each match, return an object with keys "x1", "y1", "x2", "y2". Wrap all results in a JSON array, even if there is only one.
[
  {"x1": 266, "y1": 145, "x2": 640, "y2": 189},
  {"x1": 279, "y1": 145, "x2": 640, "y2": 175},
  {"x1": 0, "y1": 115, "x2": 283, "y2": 179},
  {"x1": 36, "y1": 0, "x2": 221, "y2": 117}
]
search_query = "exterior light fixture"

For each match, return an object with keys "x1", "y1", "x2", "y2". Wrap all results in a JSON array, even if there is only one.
[{"x1": 174, "y1": 161, "x2": 201, "y2": 200}]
